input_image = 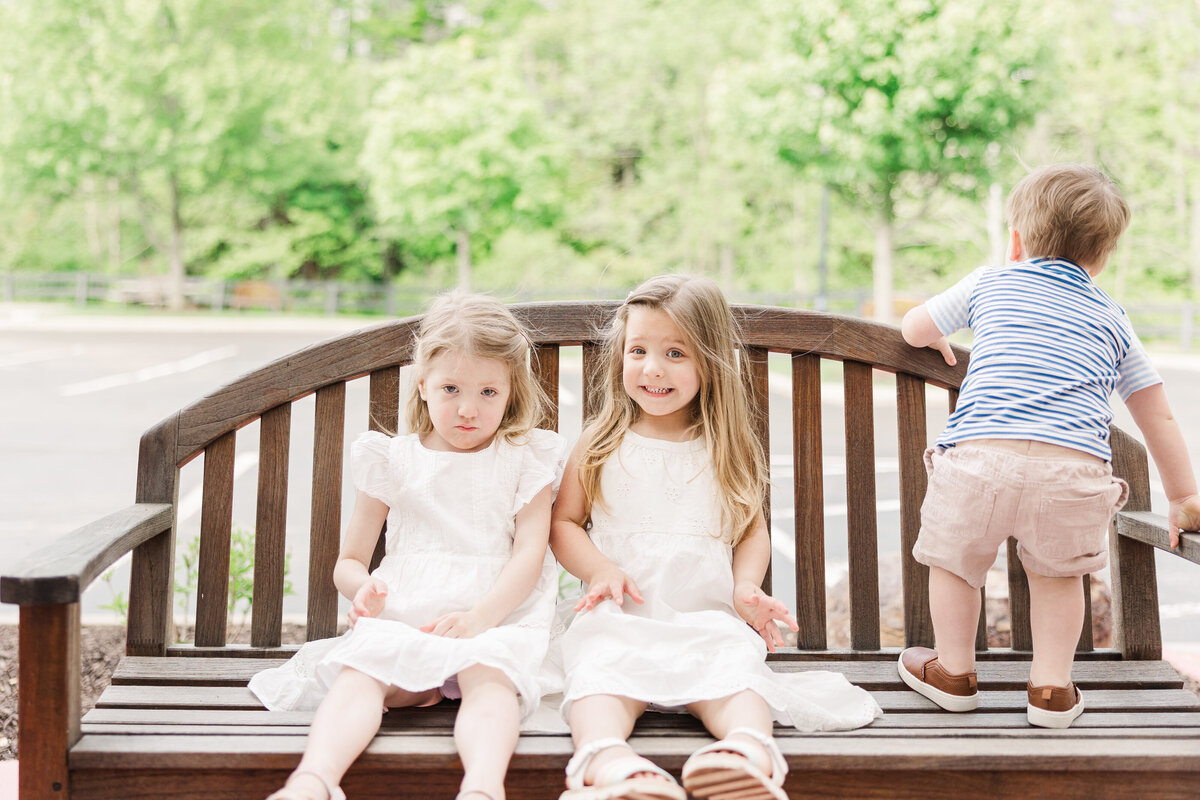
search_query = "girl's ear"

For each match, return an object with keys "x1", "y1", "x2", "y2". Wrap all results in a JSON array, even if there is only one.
[{"x1": 417, "y1": 380, "x2": 427, "y2": 401}]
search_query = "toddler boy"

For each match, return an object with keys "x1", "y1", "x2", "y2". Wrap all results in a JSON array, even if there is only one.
[{"x1": 899, "y1": 163, "x2": 1200, "y2": 728}]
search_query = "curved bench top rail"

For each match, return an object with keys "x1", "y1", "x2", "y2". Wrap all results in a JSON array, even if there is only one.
[{"x1": 145, "y1": 302, "x2": 972, "y2": 467}]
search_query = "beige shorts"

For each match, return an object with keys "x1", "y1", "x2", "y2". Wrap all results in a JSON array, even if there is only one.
[{"x1": 912, "y1": 439, "x2": 1129, "y2": 589}]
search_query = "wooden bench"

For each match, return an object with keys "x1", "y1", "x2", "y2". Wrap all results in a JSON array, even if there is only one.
[{"x1": 5, "y1": 302, "x2": 1200, "y2": 800}]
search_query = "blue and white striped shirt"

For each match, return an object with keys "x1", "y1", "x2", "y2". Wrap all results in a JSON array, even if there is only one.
[{"x1": 926, "y1": 258, "x2": 1161, "y2": 461}]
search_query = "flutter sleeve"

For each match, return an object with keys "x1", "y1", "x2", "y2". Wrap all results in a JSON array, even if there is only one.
[
  {"x1": 350, "y1": 431, "x2": 399, "y2": 507},
  {"x1": 511, "y1": 428, "x2": 568, "y2": 515}
]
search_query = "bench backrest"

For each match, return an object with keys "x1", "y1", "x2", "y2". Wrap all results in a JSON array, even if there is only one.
[{"x1": 126, "y1": 302, "x2": 1157, "y2": 659}]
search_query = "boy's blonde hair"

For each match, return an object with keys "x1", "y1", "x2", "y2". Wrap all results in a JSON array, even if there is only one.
[
  {"x1": 1007, "y1": 163, "x2": 1130, "y2": 268},
  {"x1": 577, "y1": 274, "x2": 767, "y2": 547},
  {"x1": 405, "y1": 291, "x2": 547, "y2": 443}
]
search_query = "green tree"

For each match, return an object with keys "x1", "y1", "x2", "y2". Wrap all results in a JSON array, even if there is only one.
[
  {"x1": 362, "y1": 34, "x2": 568, "y2": 289},
  {"x1": 760, "y1": 0, "x2": 1054, "y2": 320},
  {"x1": 0, "y1": 1, "x2": 362, "y2": 305}
]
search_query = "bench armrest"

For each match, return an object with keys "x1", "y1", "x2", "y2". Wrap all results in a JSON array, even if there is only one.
[
  {"x1": 1116, "y1": 510, "x2": 1200, "y2": 567},
  {"x1": 0, "y1": 502, "x2": 174, "y2": 606}
]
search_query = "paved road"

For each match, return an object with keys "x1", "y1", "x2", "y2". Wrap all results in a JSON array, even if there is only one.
[{"x1": 3, "y1": 303, "x2": 1199, "y2": 647}]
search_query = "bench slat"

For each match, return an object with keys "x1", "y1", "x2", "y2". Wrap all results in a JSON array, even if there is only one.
[
  {"x1": 251, "y1": 403, "x2": 291, "y2": 648},
  {"x1": 68, "y1": 730, "x2": 1200, "y2": 768},
  {"x1": 367, "y1": 368, "x2": 400, "y2": 572},
  {"x1": 792, "y1": 353, "x2": 826, "y2": 648},
  {"x1": 307, "y1": 382, "x2": 345, "y2": 641},
  {"x1": 195, "y1": 431, "x2": 235, "y2": 647},
  {"x1": 93, "y1": 684, "x2": 1200, "y2": 714},
  {"x1": 896, "y1": 374, "x2": 932, "y2": 647},
  {"x1": 534, "y1": 343, "x2": 560, "y2": 432},
  {"x1": 109, "y1": 656, "x2": 1185, "y2": 690},
  {"x1": 843, "y1": 361, "x2": 880, "y2": 650},
  {"x1": 744, "y1": 346, "x2": 771, "y2": 594}
]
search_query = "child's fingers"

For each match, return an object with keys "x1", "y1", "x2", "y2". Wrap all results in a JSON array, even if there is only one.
[{"x1": 624, "y1": 577, "x2": 645, "y2": 604}]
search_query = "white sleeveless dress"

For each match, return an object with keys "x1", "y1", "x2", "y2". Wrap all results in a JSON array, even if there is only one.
[
  {"x1": 249, "y1": 428, "x2": 566, "y2": 720},
  {"x1": 558, "y1": 430, "x2": 881, "y2": 730}
]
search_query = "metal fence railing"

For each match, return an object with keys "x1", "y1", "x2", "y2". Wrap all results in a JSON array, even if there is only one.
[{"x1": 1, "y1": 271, "x2": 1192, "y2": 349}]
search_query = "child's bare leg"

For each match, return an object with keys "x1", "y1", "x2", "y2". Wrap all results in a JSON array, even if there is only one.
[
  {"x1": 454, "y1": 664, "x2": 520, "y2": 800},
  {"x1": 928, "y1": 565, "x2": 981, "y2": 674},
  {"x1": 687, "y1": 690, "x2": 775, "y2": 771},
  {"x1": 1026, "y1": 572, "x2": 1084, "y2": 687},
  {"x1": 269, "y1": 667, "x2": 436, "y2": 800},
  {"x1": 568, "y1": 694, "x2": 661, "y2": 784}
]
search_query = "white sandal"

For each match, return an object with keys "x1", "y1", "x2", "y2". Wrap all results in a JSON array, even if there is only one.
[
  {"x1": 266, "y1": 770, "x2": 346, "y2": 800},
  {"x1": 681, "y1": 726, "x2": 788, "y2": 800},
  {"x1": 560, "y1": 737, "x2": 686, "y2": 800}
]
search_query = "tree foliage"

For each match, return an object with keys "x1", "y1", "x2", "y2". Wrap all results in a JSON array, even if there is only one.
[{"x1": 0, "y1": 0, "x2": 1197, "y2": 309}]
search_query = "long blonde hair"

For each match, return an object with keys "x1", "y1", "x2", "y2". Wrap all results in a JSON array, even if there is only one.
[
  {"x1": 405, "y1": 291, "x2": 547, "y2": 443},
  {"x1": 577, "y1": 274, "x2": 767, "y2": 546}
]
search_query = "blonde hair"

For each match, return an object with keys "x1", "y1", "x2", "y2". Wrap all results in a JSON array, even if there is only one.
[
  {"x1": 404, "y1": 291, "x2": 547, "y2": 443},
  {"x1": 577, "y1": 274, "x2": 767, "y2": 547},
  {"x1": 1007, "y1": 163, "x2": 1130, "y2": 268}
]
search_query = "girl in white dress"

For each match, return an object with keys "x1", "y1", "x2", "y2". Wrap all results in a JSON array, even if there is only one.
[
  {"x1": 250, "y1": 292, "x2": 565, "y2": 800},
  {"x1": 550, "y1": 275, "x2": 881, "y2": 800}
]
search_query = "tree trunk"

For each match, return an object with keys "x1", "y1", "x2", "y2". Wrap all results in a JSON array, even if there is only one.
[
  {"x1": 456, "y1": 229, "x2": 472, "y2": 291},
  {"x1": 166, "y1": 173, "x2": 186, "y2": 311},
  {"x1": 872, "y1": 193, "x2": 895, "y2": 324}
]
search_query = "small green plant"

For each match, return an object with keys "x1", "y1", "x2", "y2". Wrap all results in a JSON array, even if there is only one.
[
  {"x1": 175, "y1": 525, "x2": 294, "y2": 642},
  {"x1": 99, "y1": 568, "x2": 129, "y2": 623}
]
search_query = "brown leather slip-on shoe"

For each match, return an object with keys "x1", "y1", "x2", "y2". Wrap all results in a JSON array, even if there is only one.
[
  {"x1": 1026, "y1": 681, "x2": 1084, "y2": 728},
  {"x1": 897, "y1": 647, "x2": 979, "y2": 711}
]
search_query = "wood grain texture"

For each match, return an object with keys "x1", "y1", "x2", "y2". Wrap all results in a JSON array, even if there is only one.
[
  {"x1": 1118, "y1": 511, "x2": 1200, "y2": 565},
  {"x1": 843, "y1": 361, "x2": 880, "y2": 650},
  {"x1": 251, "y1": 404, "x2": 291, "y2": 648},
  {"x1": 307, "y1": 383, "x2": 345, "y2": 641},
  {"x1": 0, "y1": 503, "x2": 172, "y2": 605},
  {"x1": 107, "y1": 655, "x2": 1184, "y2": 691},
  {"x1": 1007, "y1": 537, "x2": 1033, "y2": 652},
  {"x1": 533, "y1": 343, "x2": 560, "y2": 432},
  {"x1": 792, "y1": 354, "x2": 826, "y2": 648},
  {"x1": 130, "y1": 417, "x2": 180, "y2": 657},
  {"x1": 368, "y1": 369, "x2": 400, "y2": 573},
  {"x1": 19, "y1": 603, "x2": 80, "y2": 800},
  {"x1": 896, "y1": 374, "x2": 932, "y2": 647},
  {"x1": 581, "y1": 341, "x2": 604, "y2": 425},
  {"x1": 195, "y1": 432, "x2": 236, "y2": 647},
  {"x1": 743, "y1": 345, "x2": 771, "y2": 593},
  {"x1": 1109, "y1": 426, "x2": 1161, "y2": 660}
]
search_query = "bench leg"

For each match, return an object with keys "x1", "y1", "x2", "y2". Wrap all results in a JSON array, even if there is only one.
[{"x1": 19, "y1": 603, "x2": 81, "y2": 800}]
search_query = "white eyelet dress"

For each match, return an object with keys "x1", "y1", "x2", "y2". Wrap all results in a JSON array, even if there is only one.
[
  {"x1": 248, "y1": 428, "x2": 567, "y2": 721},
  {"x1": 558, "y1": 431, "x2": 882, "y2": 730}
]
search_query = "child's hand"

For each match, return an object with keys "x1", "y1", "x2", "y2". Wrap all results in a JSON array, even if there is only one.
[
  {"x1": 928, "y1": 337, "x2": 956, "y2": 367},
  {"x1": 420, "y1": 609, "x2": 488, "y2": 639},
  {"x1": 733, "y1": 580, "x2": 799, "y2": 653},
  {"x1": 575, "y1": 565, "x2": 644, "y2": 611},
  {"x1": 1168, "y1": 494, "x2": 1200, "y2": 548},
  {"x1": 348, "y1": 577, "x2": 388, "y2": 627}
]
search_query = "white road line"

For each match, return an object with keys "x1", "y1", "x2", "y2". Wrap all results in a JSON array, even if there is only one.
[
  {"x1": 0, "y1": 344, "x2": 86, "y2": 369},
  {"x1": 60, "y1": 345, "x2": 239, "y2": 397},
  {"x1": 177, "y1": 452, "x2": 260, "y2": 523}
]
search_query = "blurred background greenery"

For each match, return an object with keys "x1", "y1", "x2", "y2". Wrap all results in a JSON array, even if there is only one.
[{"x1": 0, "y1": 0, "x2": 1197, "y2": 322}]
